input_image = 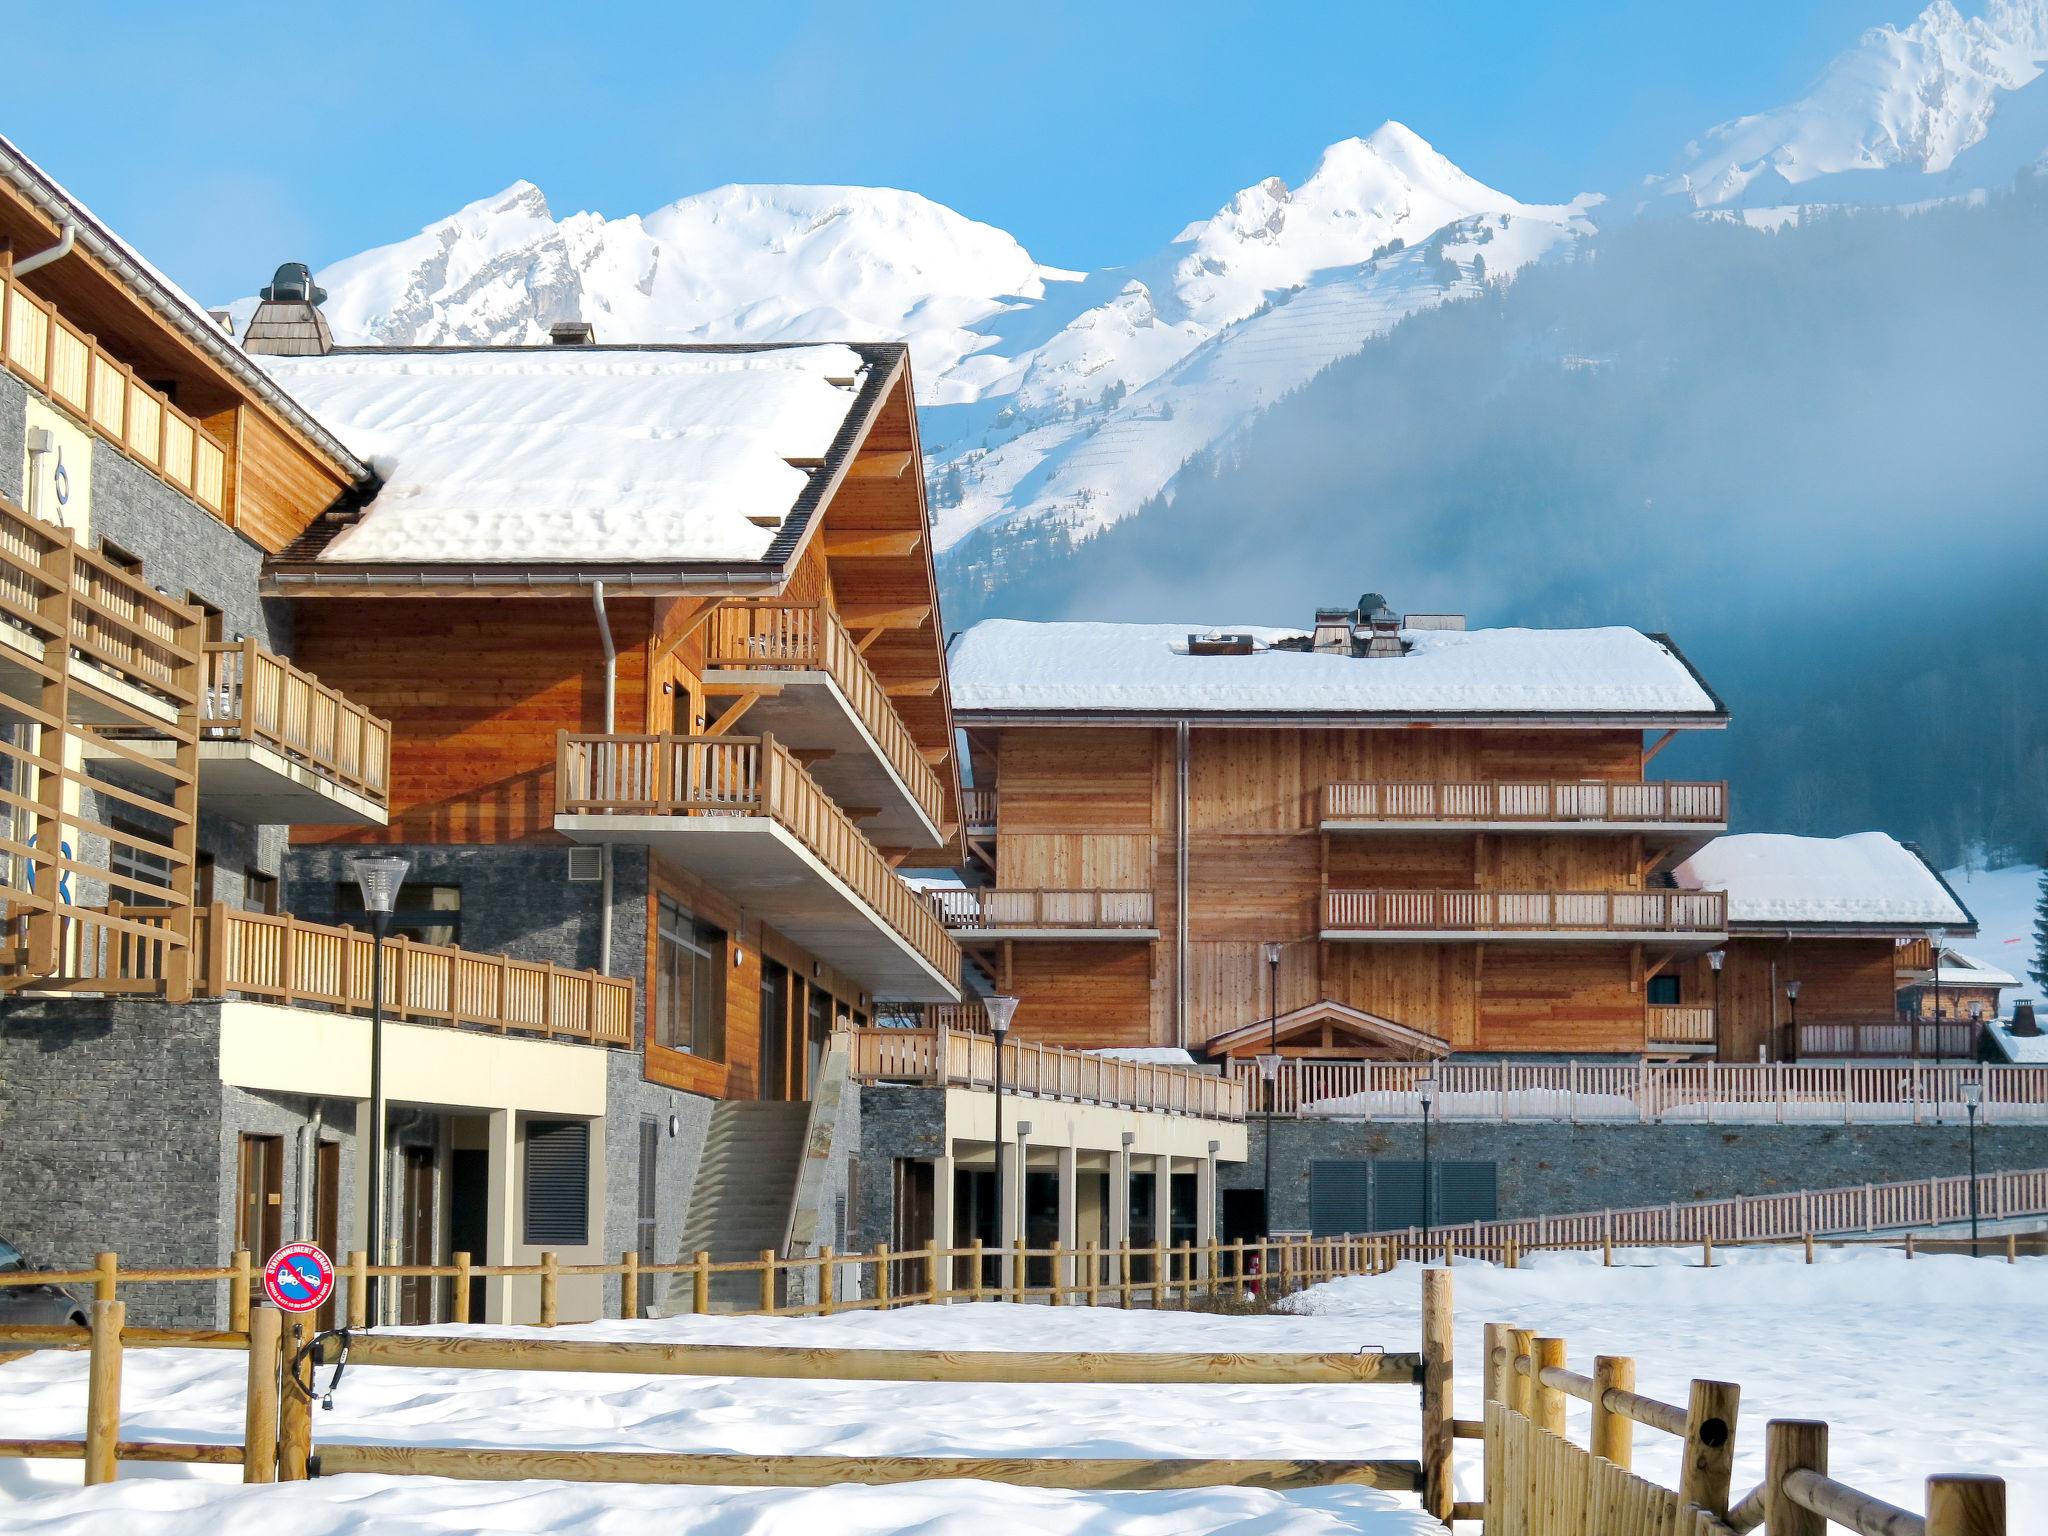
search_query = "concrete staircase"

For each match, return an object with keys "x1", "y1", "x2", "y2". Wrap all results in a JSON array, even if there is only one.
[{"x1": 664, "y1": 1100, "x2": 811, "y2": 1313}]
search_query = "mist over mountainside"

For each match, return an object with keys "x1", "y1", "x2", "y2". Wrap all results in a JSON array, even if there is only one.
[{"x1": 942, "y1": 183, "x2": 2048, "y2": 868}]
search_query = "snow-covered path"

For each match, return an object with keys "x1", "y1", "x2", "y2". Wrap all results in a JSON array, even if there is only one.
[{"x1": 1, "y1": 1247, "x2": 2039, "y2": 1533}]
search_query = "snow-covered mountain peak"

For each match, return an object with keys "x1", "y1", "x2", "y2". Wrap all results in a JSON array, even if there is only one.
[{"x1": 1655, "y1": 0, "x2": 2048, "y2": 206}]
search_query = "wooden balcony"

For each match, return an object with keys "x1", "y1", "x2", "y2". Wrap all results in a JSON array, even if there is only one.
[
  {"x1": 1795, "y1": 1019, "x2": 1983, "y2": 1061},
  {"x1": 1320, "y1": 780, "x2": 1727, "y2": 843},
  {"x1": 849, "y1": 1025, "x2": 1245, "y2": 1121},
  {"x1": 926, "y1": 887, "x2": 1159, "y2": 941},
  {"x1": 704, "y1": 601, "x2": 947, "y2": 848},
  {"x1": 1, "y1": 256, "x2": 229, "y2": 518},
  {"x1": 1648, "y1": 1004, "x2": 1716, "y2": 1053},
  {"x1": 555, "y1": 732, "x2": 960, "y2": 1001},
  {"x1": 962, "y1": 786, "x2": 997, "y2": 836},
  {"x1": 195, "y1": 640, "x2": 390, "y2": 824},
  {"x1": 1322, "y1": 888, "x2": 1727, "y2": 942}
]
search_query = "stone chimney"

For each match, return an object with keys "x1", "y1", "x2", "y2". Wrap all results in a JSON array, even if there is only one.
[
  {"x1": 2012, "y1": 999, "x2": 2040, "y2": 1038},
  {"x1": 241, "y1": 262, "x2": 332, "y2": 356},
  {"x1": 549, "y1": 320, "x2": 597, "y2": 346}
]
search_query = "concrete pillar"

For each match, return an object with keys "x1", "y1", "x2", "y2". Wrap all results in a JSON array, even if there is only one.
[
  {"x1": 1196, "y1": 1144, "x2": 1218, "y2": 1279},
  {"x1": 1056, "y1": 1143, "x2": 1078, "y2": 1296},
  {"x1": 1110, "y1": 1140, "x2": 1133, "y2": 1253},
  {"x1": 930, "y1": 1150, "x2": 956, "y2": 1298},
  {"x1": 999, "y1": 1128, "x2": 1027, "y2": 1290},
  {"x1": 483, "y1": 1109, "x2": 518, "y2": 1324},
  {"x1": 1151, "y1": 1153, "x2": 1174, "y2": 1291}
]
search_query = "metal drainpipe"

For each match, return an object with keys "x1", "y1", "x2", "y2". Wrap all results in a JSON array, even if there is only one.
[
  {"x1": 591, "y1": 581, "x2": 616, "y2": 976},
  {"x1": 1176, "y1": 719, "x2": 1190, "y2": 1050},
  {"x1": 13, "y1": 220, "x2": 76, "y2": 276}
]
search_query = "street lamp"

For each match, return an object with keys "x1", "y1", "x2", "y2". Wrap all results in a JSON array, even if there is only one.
[
  {"x1": 1417, "y1": 1072, "x2": 1438, "y2": 1251},
  {"x1": 350, "y1": 854, "x2": 409, "y2": 1326},
  {"x1": 1929, "y1": 927, "x2": 1948, "y2": 1066},
  {"x1": 1784, "y1": 980, "x2": 1801, "y2": 1063},
  {"x1": 1260, "y1": 940, "x2": 1284, "y2": 1237},
  {"x1": 984, "y1": 995, "x2": 1018, "y2": 1271},
  {"x1": 1256, "y1": 1051, "x2": 1283, "y2": 1236},
  {"x1": 1961, "y1": 1079, "x2": 1982, "y2": 1256},
  {"x1": 1706, "y1": 949, "x2": 1725, "y2": 1055}
]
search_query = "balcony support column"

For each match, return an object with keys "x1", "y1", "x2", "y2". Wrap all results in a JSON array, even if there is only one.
[
  {"x1": 1055, "y1": 1143, "x2": 1078, "y2": 1298},
  {"x1": 1151, "y1": 1153, "x2": 1174, "y2": 1293}
]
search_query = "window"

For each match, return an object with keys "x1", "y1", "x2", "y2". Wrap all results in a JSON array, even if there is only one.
[
  {"x1": 654, "y1": 896, "x2": 725, "y2": 1058},
  {"x1": 98, "y1": 540, "x2": 145, "y2": 574},
  {"x1": 336, "y1": 881, "x2": 460, "y2": 946},
  {"x1": 523, "y1": 1119, "x2": 590, "y2": 1245},
  {"x1": 185, "y1": 594, "x2": 225, "y2": 644},
  {"x1": 1647, "y1": 974, "x2": 1682, "y2": 1006},
  {"x1": 636, "y1": 1118, "x2": 660, "y2": 1314},
  {"x1": 194, "y1": 852, "x2": 217, "y2": 907}
]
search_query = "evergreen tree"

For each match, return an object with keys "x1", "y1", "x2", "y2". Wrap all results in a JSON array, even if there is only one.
[{"x1": 2032, "y1": 860, "x2": 2048, "y2": 994}]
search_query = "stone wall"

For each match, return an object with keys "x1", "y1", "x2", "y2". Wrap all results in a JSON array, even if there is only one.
[
  {"x1": 851, "y1": 1085, "x2": 946, "y2": 1253},
  {"x1": 1229, "y1": 1117, "x2": 2048, "y2": 1233},
  {"x1": 1, "y1": 370, "x2": 24, "y2": 501},
  {"x1": 599, "y1": 1051, "x2": 711, "y2": 1315}
]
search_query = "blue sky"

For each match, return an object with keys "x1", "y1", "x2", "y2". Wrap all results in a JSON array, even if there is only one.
[{"x1": 17, "y1": 1, "x2": 1916, "y2": 302}]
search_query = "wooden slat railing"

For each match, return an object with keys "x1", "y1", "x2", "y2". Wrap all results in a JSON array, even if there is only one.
[
  {"x1": 1323, "y1": 888, "x2": 1727, "y2": 935},
  {"x1": 1241, "y1": 1057, "x2": 2048, "y2": 1123},
  {"x1": 191, "y1": 905, "x2": 632, "y2": 1045},
  {"x1": 1321, "y1": 779, "x2": 1727, "y2": 825},
  {"x1": 1648, "y1": 1004, "x2": 1716, "y2": 1045},
  {"x1": 1797, "y1": 1019, "x2": 1981, "y2": 1060},
  {"x1": 0, "y1": 255, "x2": 228, "y2": 517},
  {"x1": 925, "y1": 887, "x2": 1157, "y2": 932},
  {"x1": 848, "y1": 1025, "x2": 1245, "y2": 1121},
  {"x1": 962, "y1": 786, "x2": 997, "y2": 830},
  {"x1": 706, "y1": 600, "x2": 947, "y2": 834},
  {"x1": 202, "y1": 639, "x2": 391, "y2": 807},
  {"x1": 1895, "y1": 936, "x2": 1935, "y2": 972},
  {"x1": 556, "y1": 732, "x2": 959, "y2": 990}
]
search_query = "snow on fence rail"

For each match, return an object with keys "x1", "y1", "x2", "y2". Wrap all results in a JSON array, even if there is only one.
[{"x1": 1242, "y1": 1058, "x2": 2048, "y2": 1123}]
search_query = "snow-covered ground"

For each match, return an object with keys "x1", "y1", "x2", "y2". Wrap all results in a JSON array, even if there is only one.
[{"x1": 2, "y1": 1248, "x2": 2041, "y2": 1532}]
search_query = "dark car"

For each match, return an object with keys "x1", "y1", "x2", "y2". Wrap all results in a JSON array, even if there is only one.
[{"x1": 0, "y1": 1239, "x2": 87, "y2": 1326}]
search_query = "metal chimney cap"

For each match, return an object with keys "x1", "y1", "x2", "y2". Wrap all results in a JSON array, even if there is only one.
[{"x1": 259, "y1": 262, "x2": 326, "y2": 307}]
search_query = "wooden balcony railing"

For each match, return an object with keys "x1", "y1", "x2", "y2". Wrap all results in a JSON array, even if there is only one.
[
  {"x1": 192, "y1": 905, "x2": 632, "y2": 1045},
  {"x1": 849, "y1": 1024, "x2": 1245, "y2": 1121},
  {"x1": 706, "y1": 600, "x2": 947, "y2": 834},
  {"x1": 1, "y1": 256, "x2": 228, "y2": 517},
  {"x1": 202, "y1": 640, "x2": 391, "y2": 807},
  {"x1": 1895, "y1": 936, "x2": 1935, "y2": 972},
  {"x1": 1796, "y1": 1019, "x2": 1982, "y2": 1061},
  {"x1": 926, "y1": 887, "x2": 1157, "y2": 933},
  {"x1": 556, "y1": 732, "x2": 959, "y2": 990},
  {"x1": 962, "y1": 786, "x2": 997, "y2": 830},
  {"x1": 1647, "y1": 1004, "x2": 1716, "y2": 1045},
  {"x1": 1323, "y1": 888, "x2": 1727, "y2": 935},
  {"x1": 1320, "y1": 779, "x2": 1727, "y2": 825}
]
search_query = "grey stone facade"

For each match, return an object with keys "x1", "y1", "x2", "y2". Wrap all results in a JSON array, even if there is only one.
[
  {"x1": 0, "y1": 370, "x2": 23, "y2": 502},
  {"x1": 1229, "y1": 1118, "x2": 2048, "y2": 1233},
  {"x1": 599, "y1": 1051, "x2": 712, "y2": 1314},
  {"x1": 852, "y1": 1086, "x2": 946, "y2": 1252}
]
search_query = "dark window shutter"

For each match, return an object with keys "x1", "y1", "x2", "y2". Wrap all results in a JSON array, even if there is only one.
[
  {"x1": 524, "y1": 1120, "x2": 590, "y2": 1245},
  {"x1": 1436, "y1": 1161, "x2": 1499, "y2": 1226},
  {"x1": 1371, "y1": 1160, "x2": 1426, "y2": 1232},
  {"x1": 1309, "y1": 1160, "x2": 1371, "y2": 1236}
]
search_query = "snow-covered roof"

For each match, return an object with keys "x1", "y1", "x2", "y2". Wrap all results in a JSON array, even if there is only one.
[
  {"x1": 1934, "y1": 949, "x2": 2019, "y2": 989},
  {"x1": 1987, "y1": 1021, "x2": 2048, "y2": 1065},
  {"x1": 948, "y1": 620, "x2": 1721, "y2": 719},
  {"x1": 256, "y1": 345, "x2": 875, "y2": 565},
  {"x1": 1673, "y1": 832, "x2": 1972, "y2": 930}
]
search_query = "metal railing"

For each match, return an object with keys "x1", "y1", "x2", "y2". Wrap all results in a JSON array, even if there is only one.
[
  {"x1": 926, "y1": 887, "x2": 1157, "y2": 932},
  {"x1": 1323, "y1": 888, "x2": 1727, "y2": 935},
  {"x1": 201, "y1": 639, "x2": 391, "y2": 808},
  {"x1": 1321, "y1": 779, "x2": 1727, "y2": 825}
]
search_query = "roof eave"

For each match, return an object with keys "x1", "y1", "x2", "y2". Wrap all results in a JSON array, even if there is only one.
[{"x1": 951, "y1": 708, "x2": 1731, "y2": 729}]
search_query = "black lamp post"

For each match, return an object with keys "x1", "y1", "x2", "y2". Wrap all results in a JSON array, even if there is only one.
[
  {"x1": 984, "y1": 994, "x2": 1017, "y2": 1284},
  {"x1": 1962, "y1": 1079, "x2": 1982, "y2": 1256},
  {"x1": 1418, "y1": 1072, "x2": 1437, "y2": 1250},
  {"x1": 350, "y1": 855, "x2": 409, "y2": 1326},
  {"x1": 1259, "y1": 940, "x2": 1283, "y2": 1235},
  {"x1": 1929, "y1": 927, "x2": 1948, "y2": 1065},
  {"x1": 1784, "y1": 979, "x2": 1801, "y2": 1064},
  {"x1": 1706, "y1": 949, "x2": 1725, "y2": 1057}
]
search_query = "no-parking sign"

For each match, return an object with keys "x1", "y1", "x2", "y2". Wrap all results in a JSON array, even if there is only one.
[{"x1": 262, "y1": 1242, "x2": 336, "y2": 1314}]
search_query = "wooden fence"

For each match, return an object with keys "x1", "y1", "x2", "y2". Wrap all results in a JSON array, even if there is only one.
[
  {"x1": 1324, "y1": 887, "x2": 1728, "y2": 936},
  {"x1": 704, "y1": 599, "x2": 948, "y2": 834},
  {"x1": 1797, "y1": 1019, "x2": 1982, "y2": 1060},
  {"x1": 1484, "y1": 1323, "x2": 2005, "y2": 1535},
  {"x1": 847, "y1": 1023, "x2": 1247, "y2": 1120},
  {"x1": 1321, "y1": 778, "x2": 1728, "y2": 826},
  {"x1": 925, "y1": 886, "x2": 1157, "y2": 932},
  {"x1": 1244, "y1": 1057, "x2": 2048, "y2": 1124},
  {"x1": 0, "y1": 253, "x2": 229, "y2": 517},
  {"x1": 201, "y1": 639, "x2": 391, "y2": 807}
]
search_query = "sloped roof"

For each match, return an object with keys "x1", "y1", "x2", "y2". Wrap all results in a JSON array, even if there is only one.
[
  {"x1": 1673, "y1": 832, "x2": 1973, "y2": 932},
  {"x1": 1205, "y1": 999, "x2": 1451, "y2": 1060}
]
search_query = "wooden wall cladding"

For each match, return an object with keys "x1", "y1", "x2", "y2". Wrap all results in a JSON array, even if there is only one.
[
  {"x1": 1325, "y1": 834, "x2": 1477, "y2": 890},
  {"x1": 996, "y1": 833, "x2": 1154, "y2": 890},
  {"x1": 1007, "y1": 942, "x2": 1155, "y2": 1047},
  {"x1": 996, "y1": 728, "x2": 1160, "y2": 832},
  {"x1": 1186, "y1": 938, "x2": 1322, "y2": 1045},
  {"x1": 1473, "y1": 944, "x2": 1643, "y2": 1052},
  {"x1": 1681, "y1": 937, "x2": 1901, "y2": 1063},
  {"x1": 1187, "y1": 833, "x2": 1320, "y2": 942},
  {"x1": 234, "y1": 407, "x2": 355, "y2": 552},
  {"x1": 1322, "y1": 944, "x2": 1480, "y2": 1049}
]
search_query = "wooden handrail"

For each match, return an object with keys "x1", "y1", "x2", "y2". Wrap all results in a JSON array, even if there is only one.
[
  {"x1": 1323, "y1": 888, "x2": 1727, "y2": 934},
  {"x1": 189, "y1": 904, "x2": 632, "y2": 1045},
  {"x1": 1647, "y1": 1004, "x2": 1716, "y2": 1044},
  {"x1": 201, "y1": 639, "x2": 391, "y2": 804},
  {"x1": 925, "y1": 887, "x2": 1156, "y2": 930},
  {"x1": 848, "y1": 1025, "x2": 1246, "y2": 1121},
  {"x1": 1321, "y1": 779, "x2": 1727, "y2": 824},
  {"x1": 961, "y1": 787, "x2": 997, "y2": 828},
  {"x1": 556, "y1": 733, "x2": 959, "y2": 989},
  {"x1": 1796, "y1": 1019, "x2": 1982, "y2": 1060},
  {"x1": 0, "y1": 256, "x2": 228, "y2": 516},
  {"x1": 705, "y1": 601, "x2": 947, "y2": 834}
]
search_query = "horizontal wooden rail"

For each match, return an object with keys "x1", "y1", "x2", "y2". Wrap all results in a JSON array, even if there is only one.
[
  {"x1": 1322, "y1": 779, "x2": 1727, "y2": 825},
  {"x1": 1, "y1": 256, "x2": 228, "y2": 516},
  {"x1": 705, "y1": 600, "x2": 948, "y2": 834},
  {"x1": 1649, "y1": 1003, "x2": 1716, "y2": 1044},
  {"x1": 926, "y1": 887, "x2": 1156, "y2": 931},
  {"x1": 557, "y1": 732, "x2": 959, "y2": 989},
  {"x1": 202, "y1": 639, "x2": 391, "y2": 806},
  {"x1": 0, "y1": 1438, "x2": 243, "y2": 1466},
  {"x1": 191, "y1": 904, "x2": 633, "y2": 1046},
  {"x1": 1324, "y1": 887, "x2": 1726, "y2": 935},
  {"x1": 961, "y1": 786, "x2": 996, "y2": 827},
  {"x1": 1785, "y1": 1468, "x2": 1924, "y2": 1536},
  {"x1": 849, "y1": 1024, "x2": 1246, "y2": 1121}
]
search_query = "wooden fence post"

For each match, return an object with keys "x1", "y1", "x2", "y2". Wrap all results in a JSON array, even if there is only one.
[
  {"x1": 1702, "y1": 1232, "x2": 1714, "y2": 1268},
  {"x1": 84, "y1": 1299, "x2": 124, "y2": 1487},
  {"x1": 1680, "y1": 1379, "x2": 1742, "y2": 1519},
  {"x1": 1012, "y1": 1238, "x2": 1026, "y2": 1303},
  {"x1": 94, "y1": 1250, "x2": 118, "y2": 1305},
  {"x1": 228, "y1": 1250, "x2": 252, "y2": 1333},
  {"x1": 242, "y1": 1306, "x2": 282, "y2": 1483},
  {"x1": 347, "y1": 1250, "x2": 368, "y2": 1329},
  {"x1": 1926, "y1": 1475, "x2": 2007, "y2": 1536},
  {"x1": 1083, "y1": 1241, "x2": 1099, "y2": 1306},
  {"x1": 969, "y1": 1237, "x2": 985, "y2": 1302},
  {"x1": 1047, "y1": 1243, "x2": 1063, "y2": 1307},
  {"x1": 1533, "y1": 1336, "x2": 1568, "y2": 1435},
  {"x1": 1421, "y1": 1267, "x2": 1454, "y2": 1523},
  {"x1": 820, "y1": 1246, "x2": 838, "y2": 1315},
  {"x1": 452, "y1": 1252, "x2": 472, "y2": 1325},
  {"x1": 761, "y1": 1250, "x2": 778, "y2": 1314},
  {"x1": 540, "y1": 1252, "x2": 560, "y2": 1327},
  {"x1": 621, "y1": 1251, "x2": 640, "y2": 1321},
  {"x1": 876, "y1": 1243, "x2": 894, "y2": 1309},
  {"x1": 1118, "y1": 1242, "x2": 1131, "y2": 1308},
  {"x1": 1592, "y1": 1354, "x2": 1635, "y2": 1469},
  {"x1": 691, "y1": 1250, "x2": 710, "y2": 1317},
  {"x1": 1764, "y1": 1420, "x2": 1827, "y2": 1536},
  {"x1": 278, "y1": 1320, "x2": 313, "y2": 1481},
  {"x1": 1505, "y1": 1327, "x2": 1536, "y2": 1418}
]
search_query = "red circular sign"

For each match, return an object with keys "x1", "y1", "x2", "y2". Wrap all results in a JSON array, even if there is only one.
[{"x1": 263, "y1": 1242, "x2": 336, "y2": 1313}]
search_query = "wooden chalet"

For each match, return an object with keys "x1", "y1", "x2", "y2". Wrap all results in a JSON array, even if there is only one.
[{"x1": 943, "y1": 604, "x2": 1737, "y2": 1059}]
